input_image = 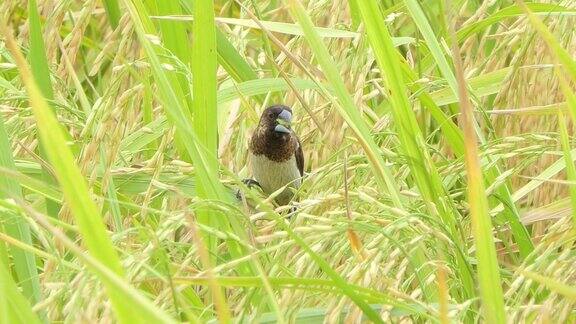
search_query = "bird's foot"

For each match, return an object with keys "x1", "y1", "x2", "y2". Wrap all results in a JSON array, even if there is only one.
[
  {"x1": 242, "y1": 178, "x2": 262, "y2": 188},
  {"x1": 285, "y1": 205, "x2": 298, "y2": 219},
  {"x1": 236, "y1": 179, "x2": 262, "y2": 200}
]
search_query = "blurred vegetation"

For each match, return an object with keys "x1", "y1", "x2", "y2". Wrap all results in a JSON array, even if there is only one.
[{"x1": 0, "y1": 0, "x2": 575, "y2": 322}]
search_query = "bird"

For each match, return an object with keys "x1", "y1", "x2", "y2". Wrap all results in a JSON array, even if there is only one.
[{"x1": 245, "y1": 104, "x2": 304, "y2": 206}]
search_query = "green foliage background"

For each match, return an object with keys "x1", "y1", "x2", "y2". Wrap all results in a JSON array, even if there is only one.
[{"x1": 0, "y1": 0, "x2": 575, "y2": 322}]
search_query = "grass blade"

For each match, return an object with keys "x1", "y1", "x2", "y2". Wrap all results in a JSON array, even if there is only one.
[
  {"x1": 123, "y1": 0, "x2": 256, "y2": 307},
  {"x1": 3, "y1": 26, "x2": 174, "y2": 323},
  {"x1": 0, "y1": 254, "x2": 41, "y2": 324},
  {"x1": 519, "y1": 268, "x2": 576, "y2": 300},
  {"x1": 287, "y1": 0, "x2": 403, "y2": 209},
  {"x1": 191, "y1": 0, "x2": 232, "y2": 320},
  {"x1": 556, "y1": 65, "x2": 576, "y2": 227},
  {"x1": 19, "y1": 203, "x2": 177, "y2": 323},
  {"x1": 216, "y1": 29, "x2": 259, "y2": 83},
  {"x1": 192, "y1": 0, "x2": 218, "y2": 161},
  {"x1": 458, "y1": 3, "x2": 576, "y2": 42},
  {"x1": 151, "y1": 15, "x2": 415, "y2": 44},
  {"x1": 347, "y1": 0, "x2": 361, "y2": 29},
  {"x1": 102, "y1": 0, "x2": 121, "y2": 28},
  {"x1": 447, "y1": 10, "x2": 506, "y2": 323},
  {"x1": 28, "y1": 0, "x2": 53, "y2": 100},
  {"x1": 0, "y1": 114, "x2": 41, "y2": 305},
  {"x1": 153, "y1": 0, "x2": 193, "y2": 109},
  {"x1": 516, "y1": 0, "x2": 576, "y2": 82},
  {"x1": 557, "y1": 110, "x2": 576, "y2": 226},
  {"x1": 404, "y1": 0, "x2": 534, "y2": 258},
  {"x1": 357, "y1": 0, "x2": 456, "y2": 224},
  {"x1": 28, "y1": 0, "x2": 61, "y2": 219},
  {"x1": 357, "y1": 0, "x2": 477, "y2": 301},
  {"x1": 404, "y1": 0, "x2": 457, "y2": 96}
]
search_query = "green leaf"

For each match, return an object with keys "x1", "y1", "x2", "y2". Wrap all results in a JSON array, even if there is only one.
[
  {"x1": 517, "y1": 0, "x2": 576, "y2": 82},
  {"x1": 28, "y1": 0, "x2": 61, "y2": 219},
  {"x1": 519, "y1": 269, "x2": 576, "y2": 300},
  {"x1": 358, "y1": 0, "x2": 474, "y2": 302},
  {"x1": 216, "y1": 29, "x2": 259, "y2": 83},
  {"x1": 102, "y1": 0, "x2": 121, "y2": 28},
  {"x1": 28, "y1": 0, "x2": 53, "y2": 100},
  {"x1": 446, "y1": 11, "x2": 506, "y2": 322},
  {"x1": 0, "y1": 255, "x2": 41, "y2": 324},
  {"x1": 0, "y1": 114, "x2": 41, "y2": 306},
  {"x1": 404, "y1": 0, "x2": 533, "y2": 259},
  {"x1": 286, "y1": 1, "x2": 402, "y2": 322},
  {"x1": 458, "y1": 3, "x2": 576, "y2": 42},
  {"x1": 191, "y1": 0, "x2": 232, "y2": 320},
  {"x1": 151, "y1": 15, "x2": 415, "y2": 45},
  {"x1": 287, "y1": 0, "x2": 403, "y2": 210},
  {"x1": 123, "y1": 0, "x2": 254, "y2": 283},
  {"x1": 4, "y1": 27, "x2": 174, "y2": 324}
]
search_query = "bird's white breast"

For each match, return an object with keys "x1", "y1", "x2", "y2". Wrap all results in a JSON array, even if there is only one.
[{"x1": 250, "y1": 153, "x2": 301, "y2": 204}]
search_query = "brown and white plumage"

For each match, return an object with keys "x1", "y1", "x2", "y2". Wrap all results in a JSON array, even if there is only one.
[{"x1": 249, "y1": 105, "x2": 304, "y2": 205}]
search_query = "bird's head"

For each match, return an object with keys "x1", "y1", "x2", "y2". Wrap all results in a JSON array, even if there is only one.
[{"x1": 257, "y1": 105, "x2": 293, "y2": 140}]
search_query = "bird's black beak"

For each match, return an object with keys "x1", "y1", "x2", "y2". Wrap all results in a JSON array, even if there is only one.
[{"x1": 274, "y1": 109, "x2": 292, "y2": 134}]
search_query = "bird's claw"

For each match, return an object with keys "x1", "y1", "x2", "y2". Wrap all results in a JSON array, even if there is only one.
[
  {"x1": 286, "y1": 205, "x2": 298, "y2": 218},
  {"x1": 236, "y1": 179, "x2": 262, "y2": 200},
  {"x1": 242, "y1": 179, "x2": 262, "y2": 188}
]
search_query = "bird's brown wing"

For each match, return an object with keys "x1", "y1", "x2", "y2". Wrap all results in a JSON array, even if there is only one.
[{"x1": 295, "y1": 137, "x2": 304, "y2": 177}]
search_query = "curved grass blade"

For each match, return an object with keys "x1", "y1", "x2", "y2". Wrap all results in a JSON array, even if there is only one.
[
  {"x1": 28, "y1": 0, "x2": 61, "y2": 219},
  {"x1": 404, "y1": 0, "x2": 533, "y2": 258},
  {"x1": 102, "y1": 0, "x2": 121, "y2": 28},
  {"x1": 447, "y1": 14, "x2": 506, "y2": 324},
  {"x1": 516, "y1": 0, "x2": 576, "y2": 82},
  {"x1": 457, "y1": 3, "x2": 576, "y2": 42},
  {"x1": 357, "y1": 0, "x2": 475, "y2": 302},
  {"x1": 20, "y1": 203, "x2": 178, "y2": 323},
  {"x1": 3, "y1": 26, "x2": 175, "y2": 324},
  {"x1": 0, "y1": 255, "x2": 41, "y2": 324},
  {"x1": 0, "y1": 114, "x2": 41, "y2": 304},
  {"x1": 175, "y1": 276, "x2": 431, "y2": 319},
  {"x1": 152, "y1": 15, "x2": 414, "y2": 45},
  {"x1": 287, "y1": 0, "x2": 403, "y2": 210},
  {"x1": 121, "y1": 68, "x2": 522, "y2": 156},
  {"x1": 518, "y1": 268, "x2": 576, "y2": 300}
]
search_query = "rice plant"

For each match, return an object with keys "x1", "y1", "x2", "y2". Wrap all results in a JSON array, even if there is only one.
[{"x1": 0, "y1": 0, "x2": 575, "y2": 322}]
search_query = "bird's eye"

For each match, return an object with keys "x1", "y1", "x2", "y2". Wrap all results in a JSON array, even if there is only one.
[{"x1": 268, "y1": 112, "x2": 274, "y2": 118}]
